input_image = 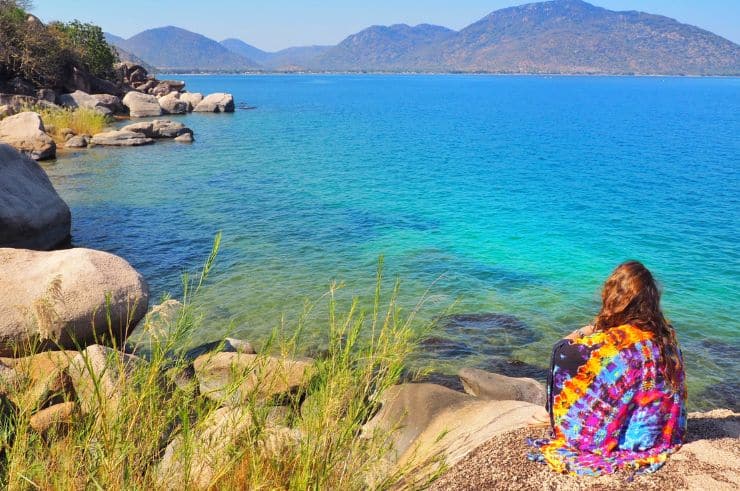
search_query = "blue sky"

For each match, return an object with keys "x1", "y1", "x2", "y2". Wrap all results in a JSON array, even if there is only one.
[{"x1": 32, "y1": 0, "x2": 740, "y2": 51}]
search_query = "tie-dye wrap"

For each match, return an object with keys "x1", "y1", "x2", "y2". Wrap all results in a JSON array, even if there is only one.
[{"x1": 528, "y1": 324, "x2": 686, "y2": 476}]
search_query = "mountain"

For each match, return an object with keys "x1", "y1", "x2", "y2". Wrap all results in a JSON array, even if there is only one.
[
  {"x1": 114, "y1": 26, "x2": 259, "y2": 72},
  {"x1": 313, "y1": 0, "x2": 739, "y2": 74},
  {"x1": 433, "y1": 0, "x2": 740, "y2": 74},
  {"x1": 220, "y1": 38, "x2": 271, "y2": 64},
  {"x1": 105, "y1": 33, "x2": 156, "y2": 72},
  {"x1": 314, "y1": 24, "x2": 456, "y2": 71}
]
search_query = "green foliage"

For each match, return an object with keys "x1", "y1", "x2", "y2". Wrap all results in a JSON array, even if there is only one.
[
  {"x1": 0, "y1": 4, "x2": 116, "y2": 88},
  {"x1": 33, "y1": 105, "x2": 110, "y2": 142},
  {"x1": 51, "y1": 20, "x2": 117, "y2": 79}
]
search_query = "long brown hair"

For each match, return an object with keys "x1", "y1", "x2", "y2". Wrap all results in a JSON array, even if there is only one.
[{"x1": 594, "y1": 261, "x2": 683, "y2": 392}]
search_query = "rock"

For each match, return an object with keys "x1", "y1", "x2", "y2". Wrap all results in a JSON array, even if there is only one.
[
  {"x1": 458, "y1": 368, "x2": 547, "y2": 406},
  {"x1": 91, "y1": 94, "x2": 123, "y2": 114},
  {"x1": 0, "y1": 248, "x2": 149, "y2": 356},
  {"x1": 121, "y1": 119, "x2": 192, "y2": 139},
  {"x1": 0, "y1": 104, "x2": 12, "y2": 118},
  {"x1": 0, "y1": 144, "x2": 70, "y2": 249},
  {"x1": 193, "y1": 93, "x2": 234, "y2": 113},
  {"x1": 29, "y1": 401, "x2": 77, "y2": 435},
  {"x1": 57, "y1": 90, "x2": 110, "y2": 115},
  {"x1": 36, "y1": 88, "x2": 56, "y2": 103},
  {"x1": 174, "y1": 133, "x2": 193, "y2": 143},
  {"x1": 152, "y1": 80, "x2": 186, "y2": 97},
  {"x1": 134, "y1": 79, "x2": 158, "y2": 94},
  {"x1": 90, "y1": 130, "x2": 154, "y2": 146},
  {"x1": 362, "y1": 383, "x2": 541, "y2": 482},
  {"x1": 68, "y1": 345, "x2": 145, "y2": 414},
  {"x1": 140, "y1": 299, "x2": 183, "y2": 339},
  {"x1": 157, "y1": 406, "x2": 253, "y2": 489},
  {"x1": 193, "y1": 352, "x2": 315, "y2": 405},
  {"x1": 1, "y1": 351, "x2": 76, "y2": 409},
  {"x1": 90, "y1": 76, "x2": 122, "y2": 97},
  {"x1": 0, "y1": 112, "x2": 56, "y2": 160},
  {"x1": 179, "y1": 92, "x2": 203, "y2": 111},
  {"x1": 65, "y1": 135, "x2": 88, "y2": 148},
  {"x1": 184, "y1": 338, "x2": 256, "y2": 361},
  {"x1": 122, "y1": 91, "x2": 162, "y2": 118},
  {"x1": 158, "y1": 93, "x2": 188, "y2": 115},
  {"x1": 63, "y1": 66, "x2": 93, "y2": 94}
]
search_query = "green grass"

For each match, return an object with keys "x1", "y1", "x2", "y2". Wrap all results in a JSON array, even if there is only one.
[
  {"x1": 33, "y1": 105, "x2": 111, "y2": 143},
  {"x1": 0, "y1": 235, "x2": 433, "y2": 490}
]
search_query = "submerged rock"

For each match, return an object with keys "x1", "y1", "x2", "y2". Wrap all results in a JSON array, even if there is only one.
[
  {"x1": 0, "y1": 144, "x2": 70, "y2": 249},
  {"x1": 458, "y1": 367, "x2": 546, "y2": 406},
  {"x1": 0, "y1": 111, "x2": 56, "y2": 160},
  {"x1": 0, "y1": 248, "x2": 149, "y2": 356},
  {"x1": 122, "y1": 91, "x2": 162, "y2": 118},
  {"x1": 90, "y1": 130, "x2": 154, "y2": 146},
  {"x1": 193, "y1": 93, "x2": 234, "y2": 113}
]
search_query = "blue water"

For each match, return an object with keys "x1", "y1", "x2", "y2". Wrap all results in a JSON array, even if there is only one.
[{"x1": 43, "y1": 75, "x2": 739, "y2": 410}]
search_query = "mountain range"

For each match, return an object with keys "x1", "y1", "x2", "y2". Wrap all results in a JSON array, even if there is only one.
[{"x1": 105, "y1": 0, "x2": 740, "y2": 75}]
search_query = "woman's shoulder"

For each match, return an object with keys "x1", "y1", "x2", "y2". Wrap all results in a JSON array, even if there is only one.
[{"x1": 573, "y1": 324, "x2": 655, "y2": 350}]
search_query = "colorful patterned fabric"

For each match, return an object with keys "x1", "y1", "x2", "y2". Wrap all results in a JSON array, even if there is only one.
[{"x1": 528, "y1": 324, "x2": 687, "y2": 476}]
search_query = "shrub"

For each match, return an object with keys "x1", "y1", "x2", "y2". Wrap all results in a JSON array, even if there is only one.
[
  {"x1": 50, "y1": 20, "x2": 117, "y2": 80},
  {"x1": 32, "y1": 105, "x2": 110, "y2": 142}
]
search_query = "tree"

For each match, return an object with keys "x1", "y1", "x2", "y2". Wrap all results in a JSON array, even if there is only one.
[{"x1": 52, "y1": 20, "x2": 117, "y2": 79}]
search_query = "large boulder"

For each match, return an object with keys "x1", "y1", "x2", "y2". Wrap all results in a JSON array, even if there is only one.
[
  {"x1": 458, "y1": 368, "x2": 547, "y2": 406},
  {"x1": 122, "y1": 91, "x2": 162, "y2": 118},
  {"x1": 362, "y1": 383, "x2": 541, "y2": 485},
  {"x1": 90, "y1": 130, "x2": 154, "y2": 146},
  {"x1": 57, "y1": 90, "x2": 113, "y2": 115},
  {"x1": 121, "y1": 120, "x2": 192, "y2": 139},
  {"x1": 158, "y1": 93, "x2": 188, "y2": 115},
  {"x1": 193, "y1": 352, "x2": 315, "y2": 405},
  {"x1": 0, "y1": 144, "x2": 70, "y2": 249},
  {"x1": 63, "y1": 66, "x2": 93, "y2": 94},
  {"x1": 193, "y1": 93, "x2": 234, "y2": 113},
  {"x1": 179, "y1": 92, "x2": 203, "y2": 111},
  {"x1": 152, "y1": 80, "x2": 185, "y2": 97},
  {"x1": 91, "y1": 94, "x2": 123, "y2": 114},
  {"x1": 0, "y1": 248, "x2": 149, "y2": 357},
  {"x1": 0, "y1": 112, "x2": 56, "y2": 160}
]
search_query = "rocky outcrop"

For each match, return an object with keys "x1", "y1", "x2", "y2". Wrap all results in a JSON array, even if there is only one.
[
  {"x1": 193, "y1": 93, "x2": 234, "y2": 113},
  {"x1": 121, "y1": 120, "x2": 193, "y2": 139},
  {"x1": 362, "y1": 383, "x2": 541, "y2": 485},
  {"x1": 0, "y1": 112, "x2": 56, "y2": 160},
  {"x1": 90, "y1": 130, "x2": 154, "y2": 146},
  {"x1": 152, "y1": 80, "x2": 186, "y2": 97},
  {"x1": 0, "y1": 248, "x2": 149, "y2": 357},
  {"x1": 91, "y1": 94, "x2": 124, "y2": 114},
  {"x1": 179, "y1": 92, "x2": 203, "y2": 111},
  {"x1": 158, "y1": 92, "x2": 188, "y2": 114},
  {"x1": 0, "y1": 144, "x2": 70, "y2": 249},
  {"x1": 57, "y1": 90, "x2": 114, "y2": 115},
  {"x1": 458, "y1": 367, "x2": 547, "y2": 406},
  {"x1": 122, "y1": 91, "x2": 162, "y2": 118},
  {"x1": 193, "y1": 352, "x2": 315, "y2": 405}
]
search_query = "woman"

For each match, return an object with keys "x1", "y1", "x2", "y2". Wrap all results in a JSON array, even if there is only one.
[{"x1": 528, "y1": 261, "x2": 687, "y2": 476}]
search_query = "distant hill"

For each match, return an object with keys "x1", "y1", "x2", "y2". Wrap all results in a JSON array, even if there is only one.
[
  {"x1": 112, "y1": 26, "x2": 259, "y2": 72},
  {"x1": 314, "y1": 24, "x2": 456, "y2": 71},
  {"x1": 105, "y1": 33, "x2": 156, "y2": 72},
  {"x1": 314, "y1": 0, "x2": 739, "y2": 74},
  {"x1": 108, "y1": 0, "x2": 740, "y2": 75}
]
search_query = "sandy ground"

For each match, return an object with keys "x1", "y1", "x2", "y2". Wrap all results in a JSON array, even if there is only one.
[{"x1": 429, "y1": 410, "x2": 739, "y2": 491}]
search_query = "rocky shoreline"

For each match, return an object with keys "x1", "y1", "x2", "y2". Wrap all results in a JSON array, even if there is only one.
[{"x1": 0, "y1": 61, "x2": 235, "y2": 160}]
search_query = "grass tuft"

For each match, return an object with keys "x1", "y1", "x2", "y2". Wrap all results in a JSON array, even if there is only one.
[{"x1": 31, "y1": 105, "x2": 111, "y2": 143}]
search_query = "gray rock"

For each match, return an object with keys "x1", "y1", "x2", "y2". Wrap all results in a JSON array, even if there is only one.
[
  {"x1": 63, "y1": 66, "x2": 92, "y2": 94},
  {"x1": 174, "y1": 133, "x2": 193, "y2": 143},
  {"x1": 90, "y1": 130, "x2": 154, "y2": 146},
  {"x1": 179, "y1": 92, "x2": 203, "y2": 111},
  {"x1": 152, "y1": 80, "x2": 185, "y2": 97},
  {"x1": 91, "y1": 94, "x2": 123, "y2": 114},
  {"x1": 458, "y1": 368, "x2": 547, "y2": 406},
  {"x1": 69, "y1": 345, "x2": 145, "y2": 414},
  {"x1": 57, "y1": 90, "x2": 111, "y2": 115},
  {"x1": 158, "y1": 92, "x2": 188, "y2": 115},
  {"x1": 0, "y1": 144, "x2": 70, "y2": 249},
  {"x1": 65, "y1": 135, "x2": 89, "y2": 148},
  {"x1": 36, "y1": 89, "x2": 56, "y2": 103},
  {"x1": 122, "y1": 91, "x2": 162, "y2": 118},
  {"x1": 121, "y1": 119, "x2": 192, "y2": 139},
  {"x1": 193, "y1": 93, "x2": 234, "y2": 113},
  {"x1": 0, "y1": 248, "x2": 149, "y2": 357},
  {"x1": 0, "y1": 112, "x2": 56, "y2": 160}
]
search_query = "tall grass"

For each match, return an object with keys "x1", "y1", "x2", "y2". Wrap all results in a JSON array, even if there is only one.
[
  {"x1": 0, "y1": 235, "x2": 431, "y2": 490},
  {"x1": 33, "y1": 105, "x2": 111, "y2": 142}
]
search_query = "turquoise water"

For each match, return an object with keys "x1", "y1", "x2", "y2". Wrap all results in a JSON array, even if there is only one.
[{"x1": 43, "y1": 75, "x2": 739, "y2": 410}]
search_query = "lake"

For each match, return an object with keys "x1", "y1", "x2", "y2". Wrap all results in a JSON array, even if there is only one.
[{"x1": 43, "y1": 75, "x2": 739, "y2": 410}]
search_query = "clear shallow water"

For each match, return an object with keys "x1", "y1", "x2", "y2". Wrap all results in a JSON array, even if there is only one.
[{"x1": 43, "y1": 75, "x2": 739, "y2": 410}]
